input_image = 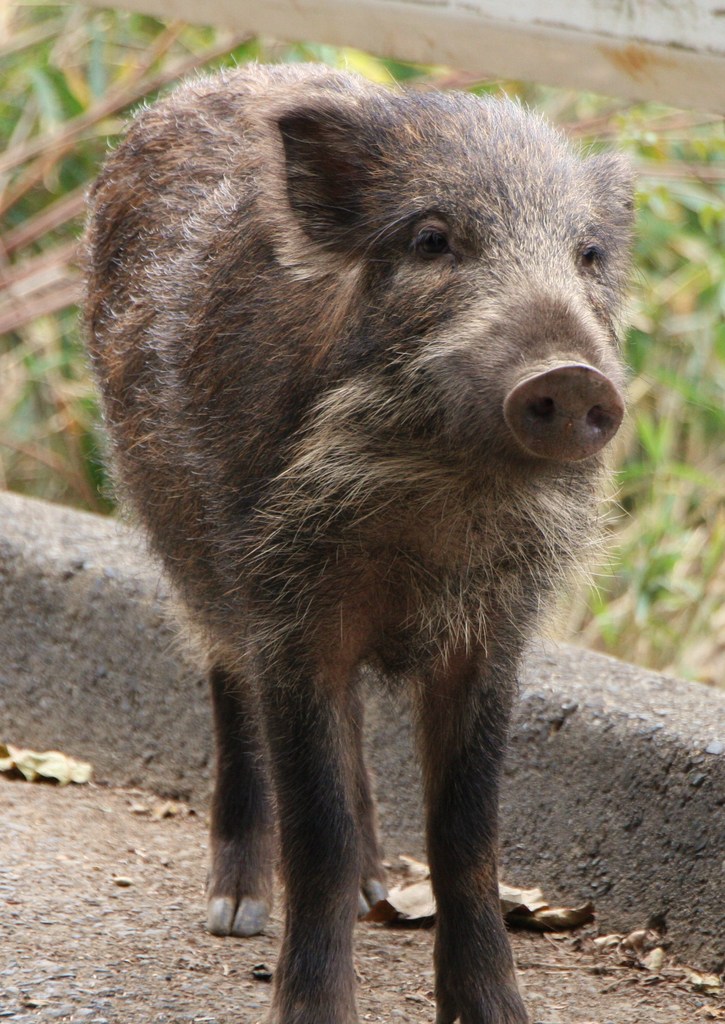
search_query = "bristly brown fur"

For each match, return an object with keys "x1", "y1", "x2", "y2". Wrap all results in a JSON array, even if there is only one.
[{"x1": 84, "y1": 63, "x2": 633, "y2": 1024}]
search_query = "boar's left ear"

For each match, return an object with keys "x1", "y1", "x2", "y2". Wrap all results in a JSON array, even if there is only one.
[{"x1": 277, "y1": 105, "x2": 373, "y2": 252}]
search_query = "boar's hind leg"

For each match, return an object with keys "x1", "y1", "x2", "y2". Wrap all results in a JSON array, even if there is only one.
[
  {"x1": 418, "y1": 652, "x2": 528, "y2": 1024},
  {"x1": 206, "y1": 664, "x2": 274, "y2": 938},
  {"x1": 350, "y1": 689, "x2": 388, "y2": 916},
  {"x1": 263, "y1": 664, "x2": 361, "y2": 1024}
]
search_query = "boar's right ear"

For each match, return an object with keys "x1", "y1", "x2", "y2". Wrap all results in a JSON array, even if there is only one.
[{"x1": 277, "y1": 106, "x2": 372, "y2": 252}]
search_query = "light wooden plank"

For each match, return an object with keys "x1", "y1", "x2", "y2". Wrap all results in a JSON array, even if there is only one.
[{"x1": 81, "y1": 0, "x2": 725, "y2": 112}]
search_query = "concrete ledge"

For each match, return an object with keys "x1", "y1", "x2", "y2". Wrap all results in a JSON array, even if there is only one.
[{"x1": 1, "y1": 490, "x2": 723, "y2": 971}]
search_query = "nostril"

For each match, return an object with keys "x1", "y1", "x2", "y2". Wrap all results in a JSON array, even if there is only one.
[
  {"x1": 527, "y1": 395, "x2": 555, "y2": 421},
  {"x1": 586, "y1": 403, "x2": 612, "y2": 433}
]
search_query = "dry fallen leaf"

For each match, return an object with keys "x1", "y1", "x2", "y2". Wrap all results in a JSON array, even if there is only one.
[
  {"x1": 621, "y1": 926, "x2": 668, "y2": 954},
  {"x1": 20, "y1": 998, "x2": 47, "y2": 1010},
  {"x1": 498, "y1": 883, "x2": 548, "y2": 916},
  {"x1": 365, "y1": 868, "x2": 594, "y2": 931},
  {"x1": 642, "y1": 947, "x2": 666, "y2": 972},
  {"x1": 684, "y1": 968, "x2": 723, "y2": 995},
  {"x1": 366, "y1": 880, "x2": 437, "y2": 923},
  {"x1": 508, "y1": 901, "x2": 595, "y2": 931},
  {"x1": 398, "y1": 855, "x2": 430, "y2": 880},
  {"x1": 0, "y1": 742, "x2": 92, "y2": 785},
  {"x1": 151, "y1": 800, "x2": 181, "y2": 819}
]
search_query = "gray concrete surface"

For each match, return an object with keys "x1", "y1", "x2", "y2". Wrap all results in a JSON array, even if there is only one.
[{"x1": 1, "y1": 490, "x2": 723, "y2": 972}]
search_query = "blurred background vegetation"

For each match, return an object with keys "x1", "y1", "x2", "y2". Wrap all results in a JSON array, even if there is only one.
[{"x1": 1, "y1": 3, "x2": 724, "y2": 686}]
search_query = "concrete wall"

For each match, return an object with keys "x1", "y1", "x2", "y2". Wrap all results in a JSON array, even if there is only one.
[{"x1": 1, "y1": 490, "x2": 723, "y2": 971}]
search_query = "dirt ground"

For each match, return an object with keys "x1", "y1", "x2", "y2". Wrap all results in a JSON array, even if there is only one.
[{"x1": 1, "y1": 779, "x2": 721, "y2": 1024}]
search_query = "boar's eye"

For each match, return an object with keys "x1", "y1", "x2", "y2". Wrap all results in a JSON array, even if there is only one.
[
  {"x1": 414, "y1": 226, "x2": 452, "y2": 259},
  {"x1": 580, "y1": 244, "x2": 604, "y2": 270}
]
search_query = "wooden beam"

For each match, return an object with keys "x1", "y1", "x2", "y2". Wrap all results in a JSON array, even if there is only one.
[{"x1": 80, "y1": 0, "x2": 725, "y2": 112}]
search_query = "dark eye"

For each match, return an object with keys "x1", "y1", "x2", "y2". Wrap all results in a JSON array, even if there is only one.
[
  {"x1": 580, "y1": 244, "x2": 604, "y2": 269},
  {"x1": 415, "y1": 226, "x2": 451, "y2": 259}
]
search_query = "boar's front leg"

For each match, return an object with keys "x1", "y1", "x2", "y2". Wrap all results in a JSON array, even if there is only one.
[
  {"x1": 207, "y1": 665, "x2": 275, "y2": 937},
  {"x1": 262, "y1": 654, "x2": 362, "y2": 1024},
  {"x1": 418, "y1": 649, "x2": 529, "y2": 1024}
]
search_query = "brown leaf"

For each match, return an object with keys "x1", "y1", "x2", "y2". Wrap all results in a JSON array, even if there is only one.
[
  {"x1": 507, "y1": 901, "x2": 595, "y2": 932},
  {"x1": 364, "y1": 868, "x2": 594, "y2": 932}
]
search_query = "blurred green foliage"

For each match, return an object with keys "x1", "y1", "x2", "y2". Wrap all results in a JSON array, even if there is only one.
[{"x1": 1, "y1": 4, "x2": 723, "y2": 684}]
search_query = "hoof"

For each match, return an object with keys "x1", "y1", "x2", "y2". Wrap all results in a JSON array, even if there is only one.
[
  {"x1": 207, "y1": 895, "x2": 270, "y2": 937},
  {"x1": 358, "y1": 878, "x2": 388, "y2": 916}
]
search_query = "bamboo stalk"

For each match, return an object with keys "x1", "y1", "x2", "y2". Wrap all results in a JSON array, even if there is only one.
[
  {"x1": 0, "y1": 433, "x2": 102, "y2": 510},
  {"x1": 0, "y1": 30, "x2": 250, "y2": 181},
  {"x1": 0, "y1": 280, "x2": 82, "y2": 336},
  {"x1": 1, "y1": 240, "x2": 79, "y2": 291},
  {"x1": 0, "y1": 18, "x2": 63, "y2": 58},
  {"x1": 2, "y1": 187, "x2": 87, "y2": 256}
]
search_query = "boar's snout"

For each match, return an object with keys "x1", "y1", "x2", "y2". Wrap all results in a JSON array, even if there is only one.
[{"x1": 503, "y1": 362, "x2": 624, "y2": 462}]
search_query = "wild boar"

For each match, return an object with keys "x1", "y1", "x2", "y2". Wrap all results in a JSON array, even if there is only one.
[{"x1": 84, "y1": 63, "x2": 632, "y2": 1024}]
